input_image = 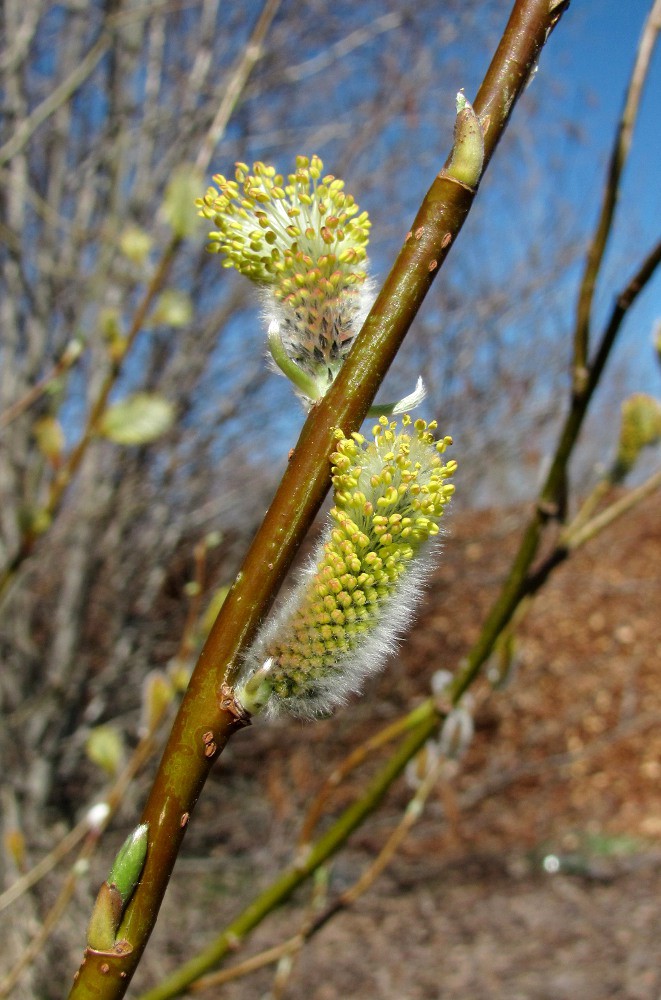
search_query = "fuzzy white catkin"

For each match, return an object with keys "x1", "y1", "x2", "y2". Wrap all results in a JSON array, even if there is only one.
[{"x1": 237, "y1": 416, "x2": 456, "y2": 718}]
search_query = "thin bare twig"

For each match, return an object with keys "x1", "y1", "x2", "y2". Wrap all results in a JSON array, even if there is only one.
[
  {"x1": 572, "y1": 0, "x2": 661, "y2": 384},
  {"x1": 297, "y1": 701, "x2": 431, "y2": 849},
  {"x1": 195, "y1": 0, "x2": 281, "y2": 175},
  {"x1": 564, "y1": 467, "x2": 661, "y2": 552},
  {"x1": 0, "y1": 342, "x2": 83, "y2": 431},
  {"x1": 191, "y1": 750, "x2": 449, "y2": 994}
]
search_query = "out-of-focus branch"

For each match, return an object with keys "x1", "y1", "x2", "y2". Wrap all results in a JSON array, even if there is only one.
[
  {"x1": 449, "y1": 234, "x2": 661, "y2": 704},
  {"x1": 565, "y1": 468, "x2": 661, "y2": 550},
  {"x1": 0, "y1": 340, "x2": 83, "y2": 431},
  {"x1": 195, "y1": 0, "x2": 281, "y2": 174},
  {"x1": 572, "y1": 0, "x2": 661, "y2": 383},
  {"x1": 0, "y1": 0, "x2": 280, "y2": 604},
  {"x1": 136, "y1": 713, "x2": 438, "y2": 1000},
  {"x1": 0, "y1": 35, "x2": 110, "y2": 167},
  {"x1": 189, "y1": 749, "x2": 448, "y2": 995}
]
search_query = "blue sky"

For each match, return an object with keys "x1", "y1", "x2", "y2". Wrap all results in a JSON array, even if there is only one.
[{"x1": 207, "y1": 1, "x2": 661, "y2": 500}]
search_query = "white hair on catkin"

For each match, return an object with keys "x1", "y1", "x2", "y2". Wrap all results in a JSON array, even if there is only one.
[
  {"x1": 236, "y1": 416, "x2": 456, "y2": 720},
  {"x1": 241, "y1": 532, "x2": 444, "y2": 719}
]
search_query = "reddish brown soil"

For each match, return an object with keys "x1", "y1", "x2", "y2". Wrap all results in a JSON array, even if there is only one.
[{"x1": 135, "y1": 495, "x2": 660, "y2": 999}]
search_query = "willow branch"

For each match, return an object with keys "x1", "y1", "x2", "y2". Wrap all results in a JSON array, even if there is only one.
[{"x1": 67, "y1": 3, "x2": 569, "y2": 997}]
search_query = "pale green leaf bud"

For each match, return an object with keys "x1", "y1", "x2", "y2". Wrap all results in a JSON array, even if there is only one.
[
  {"x1": 98, "y1": 392, "x2": 175, "y2": 446},
  {"x1": 140, "y1": 670, "x2": 175, "y2": 735},
  {"x1": 612, "y1": 393, "x2": 661, "y2": 481},
  {"x1": 86, "y1": 824, "x2": 149, "y2": 949},
  {"x1": 445, "y1": 92, "x2": 485, "y2": 189},
  {"x1": 85, "y1": 725, "x2": 124, "y2": 778},
  {"x1": 87, "y1": 881, "x2": 122, "y2": 951}
]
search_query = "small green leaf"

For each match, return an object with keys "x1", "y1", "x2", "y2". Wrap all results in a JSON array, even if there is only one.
[
  {"x1": 163, "y1": 165, "x2": 203, "y2": 238},
  {"x1": 33, "y1": 416, "x2": 65, "y2": 462},
  {"x1": 85, "y1": 725, "x2": 125, "y2": 777},
  {"x1": 150, "y1": 289, "x2": 193, "y2": 328},
  {"x1": 119, "y1": 225, "x2": 153, "y2": 265},
  {"x1": 140, "y1": 670, "x2": 175, "y2": 734},
  {"x1": 98, "y1": 393, "x2": 175, "y2": 446}
]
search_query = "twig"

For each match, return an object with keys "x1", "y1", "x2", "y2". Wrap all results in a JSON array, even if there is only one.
[
  {"x1": 572, "y1": 0, "x2": 661, "y2": 385},
  {"x1": 448, "y1": 232, "x2": 661, "y2": 706},
  {"x1": 0, "y1": 35, "x2": 111, "y2": 167},
  {"x1": 190, "y1": 750, "x2": 448, "y2": 994},
  {"x1": 135, "y1": 715, "x2": 437, "y2": 1000},
  {"x1": 297, "y1": 700, "x2": 431, "y2": 849},
  {"x1": 564, "y1": 467, "x2": 661, "y2": 552},
  {"x1": 186, "y1": 702, "x2": 661, "y2": 995},
  {"x1": 194, "y1": 0, "x2": 281, "y2": 175},
  {"x1": 141, "y1": 697, "x2": 661, "y2": 1000},
  {"x1": 0, "y1": 342, "x2": 83, "y2": 432}
]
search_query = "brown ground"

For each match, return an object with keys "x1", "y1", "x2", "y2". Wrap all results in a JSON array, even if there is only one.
[{"x1": 134, "y1": 494, "x2": 660, "y2": 999}]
